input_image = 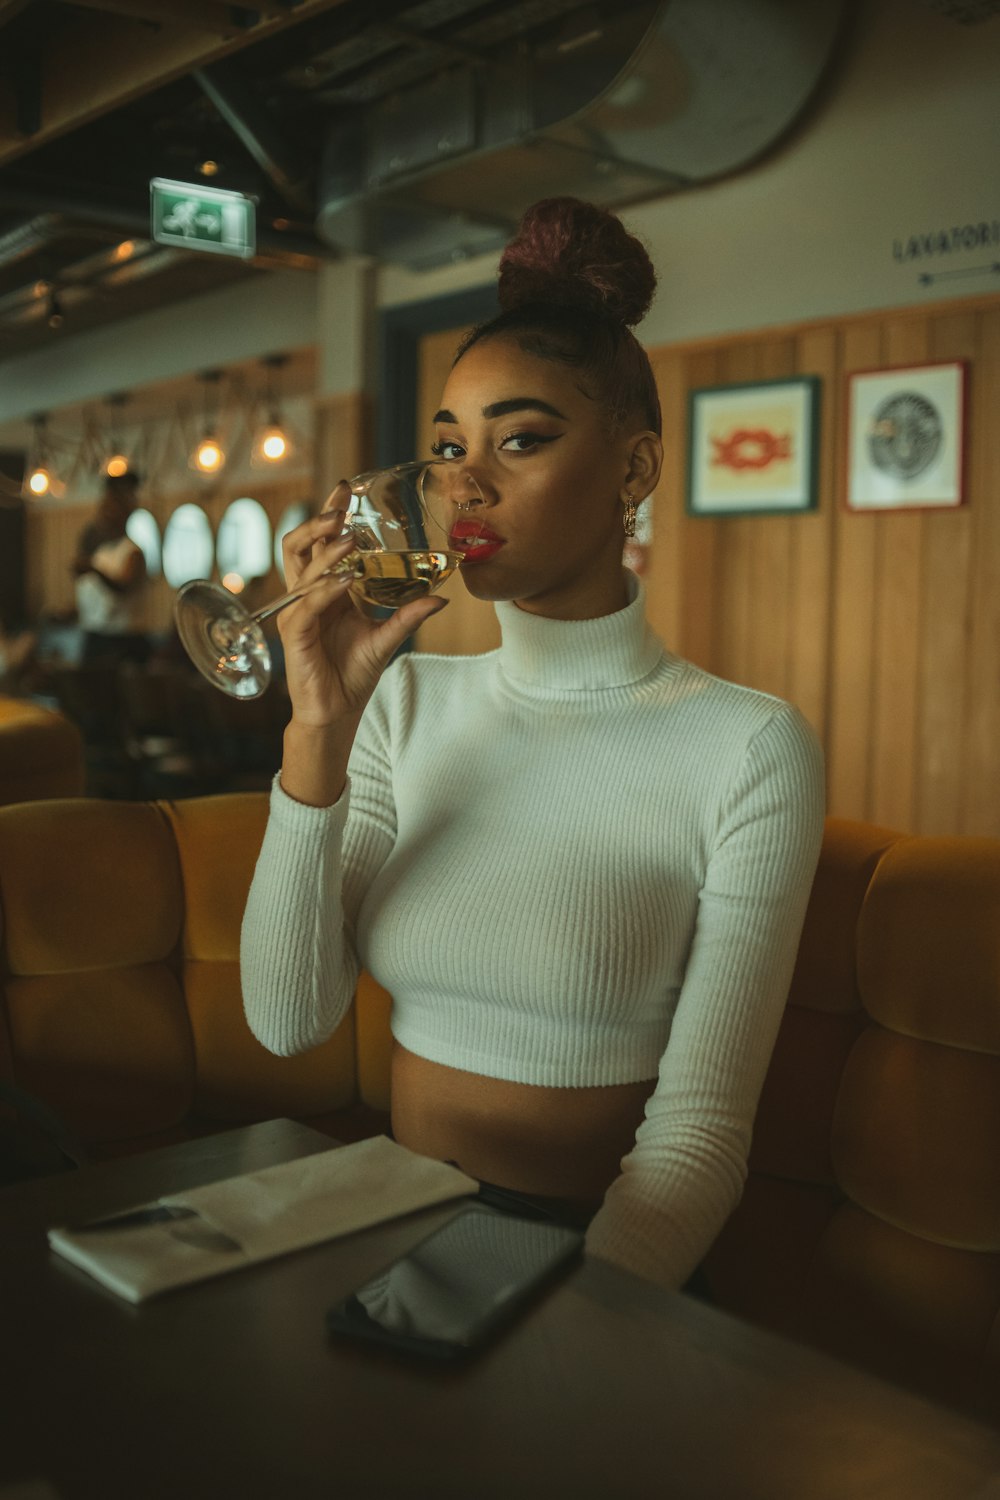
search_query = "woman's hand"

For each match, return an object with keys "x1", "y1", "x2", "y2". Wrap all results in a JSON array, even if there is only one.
[{"x1": 277, "y1": 483, "x2": 448, "y2": 732}]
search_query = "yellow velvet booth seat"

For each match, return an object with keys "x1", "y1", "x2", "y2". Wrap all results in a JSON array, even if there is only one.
[
  {"x1": 1, "y1": 795, "x2": 999, "y2": 1418},
  {"x1": 704, "y1": 819, "x2": 1000, "y2": 1421},
  {"x1": 0, "y1": 696, "x2": 85, "y2": 806},
  {"x1": 0, "y1": 793, "x2": 387, "y2": 1158}
]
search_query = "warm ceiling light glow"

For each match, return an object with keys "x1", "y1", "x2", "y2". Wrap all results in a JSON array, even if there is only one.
[
  {"x1": 28, "y1": 467, "x2": 52, "y2": 496},
  {"x1": 106, "y1": 454, "x2": 130, "y2": 478},
  {"x1": 199, "y1": 160, "x2": 220, "y2": 177},
  {"x1": 261, "y1": 427, "x2": 287, "y2": 461},
  {"x1": 221, "y1": 572, "x2": 245, "y2": 594},
  {"x1": 193, "y1": 437, "x2": 224, "y2": 473},
  {"x1": 114, "y1": 240, "x2": 135, "y2": 261}
]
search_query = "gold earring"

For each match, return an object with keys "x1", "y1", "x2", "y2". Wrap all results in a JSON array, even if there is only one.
[{"x1": 622, "y1": 493, "x2": 637, "y2": 539}]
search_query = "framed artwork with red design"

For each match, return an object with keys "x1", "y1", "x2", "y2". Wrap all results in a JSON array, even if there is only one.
[{"x1": 686, "y1": 376, "x2": 821, "y2": 517}]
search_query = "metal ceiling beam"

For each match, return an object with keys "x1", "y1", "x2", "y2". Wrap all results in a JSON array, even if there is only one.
[
  {"x1": 0, "y1": 0, "x2": 35, "y2": 26},
  {"x1": 0, "y1": 0, "x2": 353, "y2": 168},
  {"x1": 194, "y1": 58, "x2": 315, "y2": 214},
  {"x1": 64, "y1": 0, "x2": 261, "y2": 41}
]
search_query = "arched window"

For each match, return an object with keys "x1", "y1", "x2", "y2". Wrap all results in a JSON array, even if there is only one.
[
  {"x1": 216, "y1": 498, "x2": 273, "y2": 591},
  {"x1": 273, "y1": 502, "x2": 310, "y2": 571},
  {"x1": 162, "y1": 504, "x2": 214, "y2": 588},
  {"x1": 125, "y1": 508, "x2": 162, "y2": 577}
]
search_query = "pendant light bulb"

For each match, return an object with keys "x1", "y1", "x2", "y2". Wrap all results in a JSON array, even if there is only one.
[
  {"x1": 192, "y1": 435, "x2": 225, "y2": 474},
  {"x1": 191, "y1": 369, "x2": 227, "y2": 474},
  {"x1": 252, "y1": 353, "x2": 292, "y2": 467},
  {"x1": 254, "y1": 421, "x2": 289, "y2": 464}
]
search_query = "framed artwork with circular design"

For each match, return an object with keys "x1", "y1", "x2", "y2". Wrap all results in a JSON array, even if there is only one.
[{"x1": 846, "y1": 361, "x2": 967, "y2": 512}]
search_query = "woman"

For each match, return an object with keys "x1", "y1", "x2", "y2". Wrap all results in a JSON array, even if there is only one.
[{"x1": 241, "y1": 197, "x2": 825, "y2": 1290}]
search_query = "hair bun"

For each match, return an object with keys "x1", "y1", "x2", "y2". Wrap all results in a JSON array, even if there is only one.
[{"x1": 497, "y1": 197, "x2": 656, "y2": 329}]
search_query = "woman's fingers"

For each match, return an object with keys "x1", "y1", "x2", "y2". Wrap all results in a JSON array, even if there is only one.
[
  {"x1": 282, "y1": 512, "x2": 351, "y2": 585},
  {"x1": 321, "y1": 479, "x2": 352, "y2": 514},
  {"x1": 365, "y1": 595, "x2": 450, "y2": 671},
  {"x1": 281, "y1": 477, "x2": 352, "y2": 581}
]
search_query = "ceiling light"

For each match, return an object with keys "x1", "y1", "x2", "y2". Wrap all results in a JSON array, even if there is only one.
[
  {"x1": 114, "y1": 240, "x2": 136, "y2": 261},
  {"x1": 27, "y1": 465, "x2": 52, "y2": 496},
  {"x1": 47, "y1": 293, "x2": 64, "y2": 330},
  {"x1": 193, "y1": 436, "x2": 225, "y2": 474},
  {"x1": 255, "y1": 425, "x2": 288, "y2": 463},
  {"x1": 190, "y1": 370, "x2": 228, "y2": 475},
  {"x1": 22, "y1": 413, "x2": 64, "y2": 500},
  {"x1": 104, "y1": 392, "x2": 133, "y2": 479},
  {"x1": 251, "y1": 354, "x2": 293, "y2": 467},
  {"x1": 199, "y1": 160, "x2": 220, "y2": 177}
]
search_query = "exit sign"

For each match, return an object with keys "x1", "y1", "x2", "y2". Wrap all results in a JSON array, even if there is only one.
[{"x1": 150, "y1": 178, "x2": 256, "y2": 258}]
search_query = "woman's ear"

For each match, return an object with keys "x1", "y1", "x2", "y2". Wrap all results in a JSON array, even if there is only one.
[{"x1": 623, "y1": 431, "x2": 663, "y2": 501}]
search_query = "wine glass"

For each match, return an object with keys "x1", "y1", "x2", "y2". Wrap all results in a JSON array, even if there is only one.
[{"x1": 173, "y1": 459, "x2": 465, "y2": 699}]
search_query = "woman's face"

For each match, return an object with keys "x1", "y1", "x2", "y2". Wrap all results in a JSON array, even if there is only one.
[{"x1": 431, "y1": 335, "x2": 660, "y2": 620}]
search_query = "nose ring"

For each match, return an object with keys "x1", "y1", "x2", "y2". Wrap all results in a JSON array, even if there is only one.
[{"x1": 457, "y1": 497, "x2": 480, "y2": 512}]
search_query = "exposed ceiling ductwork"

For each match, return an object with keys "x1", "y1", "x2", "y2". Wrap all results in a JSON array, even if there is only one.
[
  {"x1": 316, "y1": 0, "x2": 849, "y2": 267},
  {"x1": 0, "y1": 0, "x2": 851, "y2": 356}
]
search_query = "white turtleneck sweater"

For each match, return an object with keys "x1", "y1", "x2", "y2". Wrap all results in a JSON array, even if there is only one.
[{"x1": 241, "y1": 576, "x2": 825, "y2": 1288}]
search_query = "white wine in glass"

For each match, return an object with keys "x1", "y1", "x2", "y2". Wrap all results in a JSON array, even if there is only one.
[{"x1": 174, "y1": 459, "x2": 464, "y2": 699}]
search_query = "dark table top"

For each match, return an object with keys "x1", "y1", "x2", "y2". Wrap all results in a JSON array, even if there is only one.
[{"x1": 2, "y1": 1119, "x2": 999, "y2": 1500}]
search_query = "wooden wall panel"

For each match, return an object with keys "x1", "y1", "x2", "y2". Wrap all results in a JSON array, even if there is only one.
[
  {"x1": 918, "y1": 312, "x2": 977, "y2": 835},
  {"x1": 961, "y1": 306, "x2": 1000, "y2": 837},
  {"x1": 648, "y1": 292, "x2": 1000, "y2": 837},
  {"x1": 787, "y1": 326, "x2": 838, "y2": 740}
]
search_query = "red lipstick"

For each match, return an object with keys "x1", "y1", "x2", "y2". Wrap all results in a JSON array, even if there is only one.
[{"x1": 449, "y1": 519, "x2": 505, "y2": 564}]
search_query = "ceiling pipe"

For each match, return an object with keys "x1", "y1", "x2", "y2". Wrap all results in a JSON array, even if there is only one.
[
  {"x1": 0, "y1": 214, "x2": 70, "y2": 271},
  {"x1": 193, "y1": 58, "x2": 316, "y2": 216}
]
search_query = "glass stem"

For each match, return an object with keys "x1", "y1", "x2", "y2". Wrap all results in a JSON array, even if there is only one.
[{"x1": 249, "y1": 552, "x2": 364, "y2": 626}]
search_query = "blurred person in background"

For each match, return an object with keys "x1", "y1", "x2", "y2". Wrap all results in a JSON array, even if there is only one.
[{"x1": 72, "y1": 471, "x2": 151, "y2": 667}]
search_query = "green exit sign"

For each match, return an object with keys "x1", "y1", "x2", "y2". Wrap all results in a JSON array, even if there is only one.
[{"x1": 150, "y1": 178, "x2": 256, "y2": 258}]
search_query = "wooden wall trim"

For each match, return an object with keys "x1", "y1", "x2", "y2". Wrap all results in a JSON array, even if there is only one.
[{"x1": 656, "y1": 290, "x2": 1000, "y2": 356}]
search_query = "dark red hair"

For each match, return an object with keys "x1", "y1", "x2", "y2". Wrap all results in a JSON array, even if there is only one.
[{"x1": 456, "y1": 197, "x2": 661, "y2": 435}]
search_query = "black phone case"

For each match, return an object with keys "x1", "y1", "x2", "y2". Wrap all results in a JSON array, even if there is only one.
[{"x1": 326, "y1": 1203, "x2": 584, "y2": 1361}]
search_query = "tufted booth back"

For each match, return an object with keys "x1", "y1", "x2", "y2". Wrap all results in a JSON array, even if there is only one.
[
  {"x1": 705, "y1": 819, "x2": 1000, "y2": 1418},
  {"x1": 0, "y1": 697, "x2": 84, "y2": 806},
  {"x1": 0, "y1": 793, "x2": 362, "y2": 1151}
]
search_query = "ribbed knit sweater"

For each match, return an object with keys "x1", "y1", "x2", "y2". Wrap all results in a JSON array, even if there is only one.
[{"x1": 241, "y1": 575, "x2": 825, "y2": 1288}]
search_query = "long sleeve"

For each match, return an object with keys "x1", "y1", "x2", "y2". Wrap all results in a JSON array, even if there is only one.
[
  {"x1": 585, "y1": 704, "x2": 825, "y2": 1289},
  {"x1": 240, "y1": 688, "x2": 397, "y2": 1056}
]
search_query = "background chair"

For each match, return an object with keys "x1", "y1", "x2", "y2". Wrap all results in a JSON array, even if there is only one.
[{"x1": 0, "y1": 695, "x2": 85, "y2": 806}]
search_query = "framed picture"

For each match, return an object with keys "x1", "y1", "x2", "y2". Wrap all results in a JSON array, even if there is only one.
[
  {"x1": 686, "y1": 376, "x2": 820, "y2": 518},
  {"x1": 846, "y1": 361, "x2": 966, "y2": 512}
]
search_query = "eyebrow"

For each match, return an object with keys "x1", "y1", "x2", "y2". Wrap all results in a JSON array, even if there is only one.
[{"x1": 432, "y1": 397, "x2": 569, "y2": 424}]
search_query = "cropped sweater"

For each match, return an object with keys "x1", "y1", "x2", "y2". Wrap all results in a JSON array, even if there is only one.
[{"x1": 241, "y1": 575, "x2": 825, "y2": 1288}]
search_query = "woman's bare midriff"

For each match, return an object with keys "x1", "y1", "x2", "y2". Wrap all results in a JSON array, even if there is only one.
[{"x1": 390, "y1": 1041, "x2": 656, "y2": 1209}]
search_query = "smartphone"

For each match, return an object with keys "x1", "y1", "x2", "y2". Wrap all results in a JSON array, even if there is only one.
[{"x1": 325, "y1": 1203, "x2": 584, "y2": 1361}]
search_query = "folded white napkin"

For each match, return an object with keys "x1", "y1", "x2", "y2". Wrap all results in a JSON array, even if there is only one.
[{"x1": 48, "y1": 1135, "x2": 478, "y2": 1304}]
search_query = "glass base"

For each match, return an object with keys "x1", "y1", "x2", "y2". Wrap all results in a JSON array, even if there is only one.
[{"x1": 174, "y1": 580, "x2": 272, "y2": 698}]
